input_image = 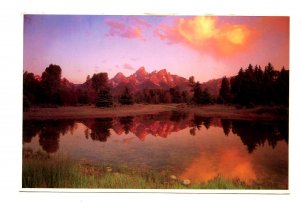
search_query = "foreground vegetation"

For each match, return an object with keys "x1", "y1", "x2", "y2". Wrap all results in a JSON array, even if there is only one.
[
  {"x1": 23, "y1": 157, "x2": 249, "y2": 189},
  {"x1": 23, "y1": 150, "x2": 277, "y2": 189}
]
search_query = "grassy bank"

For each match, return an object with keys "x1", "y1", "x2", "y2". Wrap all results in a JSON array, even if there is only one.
[
  {"x1": 23, "y1": 104, "x2": 287, "y2": 120},
  {"x1": 23, "y1": 154, "x2": 258, "y2": 189},
  {"x1": 23, "y1": 104, "x2": 177, "y2": 120},
  {"x1": 177, "y1": 104, "x2": 288, "y2": 120}
]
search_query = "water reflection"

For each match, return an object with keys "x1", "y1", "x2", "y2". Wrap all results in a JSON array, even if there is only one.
[
  {"x1": 23, "y1": 112, "x2": 288, "y2": 154},
  {"x1": 23, "y1": 121, "x2": 40, "y2": 143},
  {"x1": 23, "y1": 120, "x2": 75, "y2": 153},
  {"x1": 23, "y1": 111, "x2": 288, "y2": 188},
  {"x1": 189, "y1": 115, "x2": 212, "y2": 136},
  {"x1": 231, "y1": 120, "x2": 288, "y2": 153},
  {"x1": 221, "y1": 119, "x2": 231, "y2": 136},
  {"x1": 86, "y1": 118, "x2": 113, "y2": 142},
  {"x1": 119, "y1": 116, "x2": 134, "y2": 135}
]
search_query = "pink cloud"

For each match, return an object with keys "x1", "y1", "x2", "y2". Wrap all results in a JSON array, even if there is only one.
[
  {"x1": 129, "y1": 16, "x2": 151, "y2": 28},
  {"x1": 105, "y1": 19, "x2": 142, "y2": 39},
  {"x1": 154, "y1": 16, "x2": 258, "y2": 58},
  {"x1": 123, "y1": 63, "x2": 135, "y2": 70},
  {"x1": 105, "y1": 17, "x2": 150, "y2": 40}
]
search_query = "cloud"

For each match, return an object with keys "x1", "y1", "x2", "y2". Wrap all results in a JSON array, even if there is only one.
[
  {"x1": 105, "y1": 19, "x2": 142, "y2": 39},
  {"x1": 154, "y1": 16, "x2": 257, "y2": 58},
  {"x1": 105, "y1": 17, "x2": 150, "y2": 40},
  {"x1": 123, "y1": 63, "x2": 135, "y2": 70},
  {"x1": 130, "y1": 16, "x2": 151, "y2": 28},
  {"x1": 258, "y1": 16, "x2": 289, "y2": 33}
]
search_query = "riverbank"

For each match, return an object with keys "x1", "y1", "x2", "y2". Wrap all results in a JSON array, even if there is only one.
[
  {"x1": 177, "y1": 104, "x2": 288, "y2": 120},
  {"x1": 23, "y1": 104, "x2": 177, "y2": 120},
  {"x1": 23, "y1": 104, "x2": 288, "y2": 120}
]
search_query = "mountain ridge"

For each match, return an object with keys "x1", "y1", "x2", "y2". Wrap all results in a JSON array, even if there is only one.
[
  {"x1": 109, "y1": 66, "x2": 190, "y2": 95},
  {"x1": 56, "y1": 66, "x2": 225, "y2": 98}
]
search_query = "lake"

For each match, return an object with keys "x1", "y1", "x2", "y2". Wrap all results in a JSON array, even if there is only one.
[{"x1": 23, "y1": 111, "x2": 288, "y2": 189}]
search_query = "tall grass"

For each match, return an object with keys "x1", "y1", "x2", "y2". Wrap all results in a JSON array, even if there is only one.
[
  {"x1": 23, "y1": 156, "x2": 254, "y2": 189},
  {"x1": 22, "y1": 158, "x2": 74, "y2": 188}
]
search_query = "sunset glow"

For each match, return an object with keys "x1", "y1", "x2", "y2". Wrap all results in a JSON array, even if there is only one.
[
  {"x1": 24, "y1": 15, "x2": 289, "y2": 84},
  {"x1": 180, "y1": 135, "x2": 257, "y2": 184}
]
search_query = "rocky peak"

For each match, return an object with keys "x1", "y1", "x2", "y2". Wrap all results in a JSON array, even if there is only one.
[
  {"x1": 135, "y1": 66, "x2": 148, "y2": 76},
  {"x1": 157, "y1": 68, "x2": 168, "y2": 75},
  {"x1": 113, "y1": 72, "x2": 126, "y2": 80}
]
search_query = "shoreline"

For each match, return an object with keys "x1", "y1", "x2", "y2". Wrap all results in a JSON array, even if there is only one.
[{"x1": 23, "y1": 104, "x2": 288, "y2": 120}]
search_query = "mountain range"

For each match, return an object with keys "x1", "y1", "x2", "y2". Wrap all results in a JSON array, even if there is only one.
[
  {"x1": 109, "y1": 67, "x2": 191, "y2": 95},
  {"x1": 67, "y1": 66, "x2": 224, "y2": 98}
]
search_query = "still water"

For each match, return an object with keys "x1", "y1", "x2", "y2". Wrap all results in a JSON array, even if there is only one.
[{"x1": 23, "y1": 111, "x2": 288, "y2": 189}]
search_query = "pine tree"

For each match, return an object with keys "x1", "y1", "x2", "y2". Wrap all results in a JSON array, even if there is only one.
[
  {"x1": 192, "y1": 82, "x2": 202, "y2": 104},
  {"x1": 201, "y1": 88, "x2": 212, "y2": 104},
  {"x1": 41, "y1": 64, "x2": 62, "y2": 104},
  {"x1": 218, "y1": 76, "x2": 231, "y2": 104},
  {"x1": 119, "y1": 87, "x2": 134, "y2": 105},
  {"x1": 95, "y1": 89, "x2": 113, "y2": 107},
  {"x1": 91, "y1": 72, "x2": 113, "y2": 107},
  {"x1": 169, "y1": 87, "x2": 182, "y2": 103}
]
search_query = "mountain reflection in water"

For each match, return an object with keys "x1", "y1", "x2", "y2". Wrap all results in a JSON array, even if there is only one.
[{"x1": 23, "y1": 111, "x2": 288, "y2": 188}]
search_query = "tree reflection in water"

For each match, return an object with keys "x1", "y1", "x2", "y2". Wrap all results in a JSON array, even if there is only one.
[
  {"x1": 23, "y1": 121, "x2": 42, "y2": 143},
  {"x1": 221, "y1": 119, "x2": 231, "y2": 136},
  {"x1": 23, "y1": 120, "x2": 75, "y2": 153},
  {"x1": 169, "y1": 111, "x2": 188, "y2": 122},
  {"x1": 189, "y1": 115, "x2": 212, "y2": 135},
  {"x1": 230, "y1": 120, "x2": 288, "y2": 153},
  {"x1": 23, "y1": 112, "x2": 288, "y2": 154},
  {"x1": 119, "y1": 116, "x2": 133, "y2": 135},
  {"x1": 89, "y1": 118, "x2": 113, "y2": 142}
]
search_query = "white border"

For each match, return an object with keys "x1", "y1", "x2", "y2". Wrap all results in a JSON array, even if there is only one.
[
  {"x1": 21, "y1": 188, "x2": 290, "y2": 194},
  {"x1": 1, "y1": 0, "x2": 300, "y2": 201}
]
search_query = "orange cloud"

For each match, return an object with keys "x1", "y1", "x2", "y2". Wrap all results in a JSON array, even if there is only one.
[
  {"x1": 258, "y1": 16, "x2": 289, "y2": 33},
  {"x1": 155, "y1": 16, "x2": 257, "y2": 57}
]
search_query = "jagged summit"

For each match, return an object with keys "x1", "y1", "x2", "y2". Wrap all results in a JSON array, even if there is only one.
[
  {"x1": 134, "y1": 66, "x2": 148, "y2": 79},
  {"x1": 136, "y1": 66, "x2": 146, "y2": 73},
  {"x1": 157, "y1": 68, "x2": 167, "y2": 74},
  {"x1": 115, "y1": 72, "x2": 125, "y2": 77},
  {"x1": 113, "y1": 72, "x2": 126, "y2": 80},
  {"x1": 109, "y1": 66, "x2": 189, "y2": 95}
]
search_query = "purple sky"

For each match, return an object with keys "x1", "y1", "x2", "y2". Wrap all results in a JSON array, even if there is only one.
[{"x1": 24, "y1": 15, "x2": 289, "y2": 84}]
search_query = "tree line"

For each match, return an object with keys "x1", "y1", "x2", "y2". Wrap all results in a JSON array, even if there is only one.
[
  {"x1": 218, "y1": 63, "x2": 289, "y2": 107},
  {"x1": 23, "y1": 63, "x2": 289, "y2": 111}
]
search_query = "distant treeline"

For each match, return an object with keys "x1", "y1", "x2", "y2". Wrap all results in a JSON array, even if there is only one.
[{"x1": 23, "y1": 63, "x2": 289, "y2": 110}]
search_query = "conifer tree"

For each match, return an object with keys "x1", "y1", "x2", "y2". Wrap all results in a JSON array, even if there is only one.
[
  {"x1": 218, "y1": 76, "x2": 231, "y2": 104},
  {"x1": 119, "y1": 87, "x2": 134, "y2": 105}
]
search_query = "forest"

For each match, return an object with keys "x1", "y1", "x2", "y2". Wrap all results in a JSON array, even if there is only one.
[{"x1": 23, "y1": 63, "x2": 289, "y2": 111}]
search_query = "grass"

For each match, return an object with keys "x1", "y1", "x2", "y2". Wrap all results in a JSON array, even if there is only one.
[
  {"x1": 23, "y1": 104, "x2": 288, "y2": 120},
  {"x1": 23, "y1": 152, "x2": 260, "y2": 189},
  {"x1": 23, "y1": 104, "x2": 178, "y2": 120},
  {"x1": 177, "y1": 104, "x2": 288, "y2": 120}
]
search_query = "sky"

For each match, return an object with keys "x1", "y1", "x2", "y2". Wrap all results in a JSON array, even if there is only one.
[{"x1": 23, "y1": 15, "x2": 289, "y2": 84}]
